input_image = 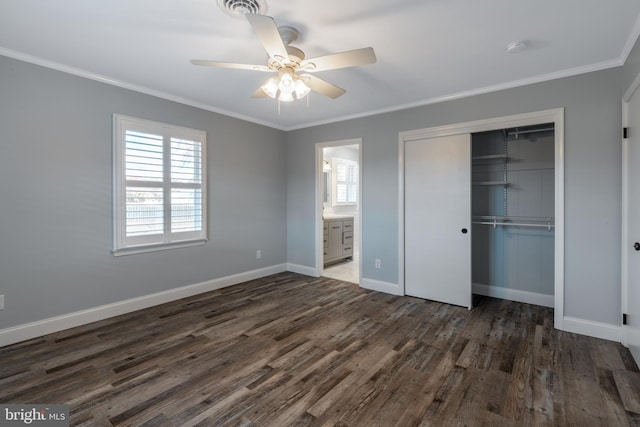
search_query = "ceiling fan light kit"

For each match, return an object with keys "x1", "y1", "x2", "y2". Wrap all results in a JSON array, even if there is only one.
[
  {"x1": 192, "y1": 13, "x2": 376, "y2": 103},
  {"x1": 261, "y1": 69, "x2": 311, "y2": 102}
]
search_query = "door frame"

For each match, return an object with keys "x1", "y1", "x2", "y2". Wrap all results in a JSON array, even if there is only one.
[
  {"x1": 315, "y1": 138, "x2": 363, "y2": 279},
  {"x1": 621, "y1": 71, "x2": 640, "y2": 347},
  {"x1": 398, "y1": 108, "x2": 565, "y2": 329}
]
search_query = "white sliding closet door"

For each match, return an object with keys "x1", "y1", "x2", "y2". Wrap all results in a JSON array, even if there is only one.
[{"x1": 405, "y1": 134, "x2": 472, "y2": 308}]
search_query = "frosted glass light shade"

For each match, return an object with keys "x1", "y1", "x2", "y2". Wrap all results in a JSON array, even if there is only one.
[{"x1": 261, "y1": 70, "x2": 310, "y2": 102}]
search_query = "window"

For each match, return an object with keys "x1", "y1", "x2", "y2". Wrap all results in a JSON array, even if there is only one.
[
  {"x1": 113, "y1": 114, "x2": 207, "y2": 255},
  {"x1": 332, "y1": 158, "x2": 358, "y2": 205}
]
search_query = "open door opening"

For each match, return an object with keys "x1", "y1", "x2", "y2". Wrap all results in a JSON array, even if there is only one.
[
  {"x1": 316, "y1": 140, "x2": 362, "y2": 284},
  {"x1": 399, "y1": 108, "x2": 564, "y2": 322}
]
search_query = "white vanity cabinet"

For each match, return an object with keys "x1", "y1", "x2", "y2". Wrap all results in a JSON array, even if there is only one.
[{"x1": 323, "y1": 217, "x2": 354, "y2": 266}]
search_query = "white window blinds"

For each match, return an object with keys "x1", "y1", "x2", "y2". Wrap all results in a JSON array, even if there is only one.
[
  {"x1": 332, "y1": 158, "x2": 358, "y2": 205},
  {"x1": 113, "y1": 115, "x2": 207, "y2": 255}
]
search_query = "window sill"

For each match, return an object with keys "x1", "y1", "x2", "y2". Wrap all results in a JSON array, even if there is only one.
[{"x1": 112, "y1": 239, "x2": 206, "y2": 257}]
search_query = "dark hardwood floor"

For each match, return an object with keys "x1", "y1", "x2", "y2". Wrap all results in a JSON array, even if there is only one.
[{"x1": 1, "y1": 272, "x2": 640, "y2": 426}]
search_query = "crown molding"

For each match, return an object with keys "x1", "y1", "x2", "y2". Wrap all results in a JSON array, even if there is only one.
[
  {"x1": 0, "y1": 47, "x2": 287, "y2": 131},
  {"x1": 0, "y1": 46, "x2": 628, "y2": 132}
]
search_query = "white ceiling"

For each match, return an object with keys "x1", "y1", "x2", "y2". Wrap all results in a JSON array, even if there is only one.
[{"x1": 2, "y1": 0, "x2": 640, "y2": 130}]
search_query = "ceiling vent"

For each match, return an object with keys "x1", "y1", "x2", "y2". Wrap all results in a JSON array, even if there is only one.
[{"x1": 217, "y1": 0, "x2": 267, "y2": 18}]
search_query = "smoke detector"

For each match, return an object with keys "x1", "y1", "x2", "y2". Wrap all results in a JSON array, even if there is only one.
[
  {"x1": 506, "y1": 40, "x2": 527, "y2": 54},
  {"x1": 217, "y1": 0, "x2": 267, "y2": 18}
]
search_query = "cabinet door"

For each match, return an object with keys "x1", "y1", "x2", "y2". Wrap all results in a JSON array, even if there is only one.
[
  {"x1": 405, "y1": 134, "x2": 472, "y2": 308},
  {"x1": 327, "y1": 221, "x2": 343, "y2": 259}
]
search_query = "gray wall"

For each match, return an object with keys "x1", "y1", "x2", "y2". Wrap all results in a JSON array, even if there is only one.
[
  {"x1": 0, "y1": 55, "x2": 287, "y2": 329},
  {"x1": 287, "y1": 67, "x2": 622, "y2": 326},
  {"x1": 623, "y1": 36, "x2": 640, "y2": 94},
  {"x1": 4, "y1": 34, "x2": 640, "y2": 333}
]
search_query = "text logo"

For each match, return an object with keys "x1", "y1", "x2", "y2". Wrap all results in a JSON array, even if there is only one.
[{"x1": 1, "y1": 405, "x2": 69, "y2": 426}]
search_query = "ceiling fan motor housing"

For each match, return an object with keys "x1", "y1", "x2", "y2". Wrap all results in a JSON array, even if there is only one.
[{"x1": 268, "y1": 46, "x2": 305, "y2": 70}]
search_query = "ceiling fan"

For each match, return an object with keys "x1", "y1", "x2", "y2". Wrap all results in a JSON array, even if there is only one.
[{"x1": 191, "y1": 14, "x2": 377, "y2": 102}]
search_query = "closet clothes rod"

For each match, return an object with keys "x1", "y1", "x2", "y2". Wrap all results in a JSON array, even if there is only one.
[
  {"x1": 472, "y1": 216, "x2": 555, "y2": 231},
  {"x1": 472, "y1": 221, "x2": 555, "y2": 231},
  {"x1": 507, "y1": 127, "x2": 554, "y2": 137}
]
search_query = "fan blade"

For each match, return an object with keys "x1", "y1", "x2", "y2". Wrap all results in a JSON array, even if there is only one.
[
  {"x1": 246, "y1": 14, "x2": 289, "y2": 64},
  {"x1": 190, "y1": 59, "x2": 271, "y2": 72},
  {"x1": 300, "y1": 74, "x2": 346, "y2": 99},
  {"x1": 301, "y1": 47, "x2": 376, "y2": 72}
]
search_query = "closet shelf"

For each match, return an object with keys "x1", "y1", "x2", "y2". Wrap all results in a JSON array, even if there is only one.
[
  {"x1": 472, "y1": 181, "x2": 509, "y2": 186},
  {"x1": 471, "y1": 154, "x2": 509, "y2": 161}
]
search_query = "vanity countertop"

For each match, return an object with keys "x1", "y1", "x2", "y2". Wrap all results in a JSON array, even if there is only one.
[{"x1": 323, "y1": 215, "x2": 354, "y2": 220}]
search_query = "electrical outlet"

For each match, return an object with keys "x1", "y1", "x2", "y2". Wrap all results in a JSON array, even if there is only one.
[
  {"x1": 256, "y1": 250, "x2": 262, "y2": 259},
  {"x1": 375, "y1": 259, "x2": 381, "y2": 269},
  {"x1": 0, "y1": 295, "x2": 4, "y2": 310}
]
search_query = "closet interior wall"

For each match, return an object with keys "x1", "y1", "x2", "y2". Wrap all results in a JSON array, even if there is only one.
[{"x1": 471, "y1": 124, "x2": 555, "y2": 303}]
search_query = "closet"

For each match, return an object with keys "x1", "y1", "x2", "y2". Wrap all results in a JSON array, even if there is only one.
[
  {"x1": 471, "y1": 124, "x2": 555, "y2": 307},
  {"x1": 404, "y1": 122, "x2": 555, "y2": 308}
]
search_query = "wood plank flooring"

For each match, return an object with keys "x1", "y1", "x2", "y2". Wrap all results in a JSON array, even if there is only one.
[{"x1": 1, "y1": 272, "x2": 639, "y2": 426}]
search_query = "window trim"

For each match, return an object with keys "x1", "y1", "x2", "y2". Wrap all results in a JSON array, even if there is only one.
[{"x1": 112, "y1": 114, "x2": 207, "y2": 256}]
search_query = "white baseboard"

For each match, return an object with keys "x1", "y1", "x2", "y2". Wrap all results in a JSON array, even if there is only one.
[
  {"x1": 562, "y1": 316, "x2": 622, "y2": 343},
  {"x1": 0, "y1": 264, "x2": 287, "y2": 348},
  {"x1": 2, "y1": 266, "x2": 623, "y2": 348},
  {"x1": 286, "y1": 263, "x2": 319, "y2": 277},
  {"x1": 360, "y1": 278, "x2": 403, "y2": 296},
  {"x1": 472, "y1": 283, "x2": 554, "y2": 308}
]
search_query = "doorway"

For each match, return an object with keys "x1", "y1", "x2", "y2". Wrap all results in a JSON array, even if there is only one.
[
  {"x1": 315, "y1": 139, "x2": 362, "y2": 284},
  {"x1": 399, "y1": 109, "x2": 564, "y2": 327}
]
